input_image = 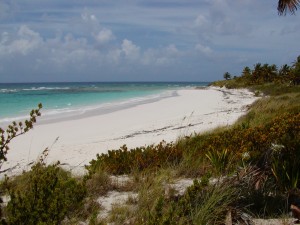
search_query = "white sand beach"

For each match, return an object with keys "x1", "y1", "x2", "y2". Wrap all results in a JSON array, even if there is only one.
[{"x1": 1, "y1": 87, "x2": 258, "y2": 177}]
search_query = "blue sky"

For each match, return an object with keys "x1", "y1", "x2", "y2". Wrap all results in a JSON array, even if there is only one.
[{"x1": 0, "y1": 0, "x2": 299, "y2": 82}]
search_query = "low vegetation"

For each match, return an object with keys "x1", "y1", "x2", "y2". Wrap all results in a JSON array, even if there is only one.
[
  {"x1": 5, "y1": 163, "x2": 86, "y2": 225},
  {"x1": 86, "y1": 141, "x2": 182, "y2": 176},
  {"x1": 0, "y1": 56, "x2": 299, "y2": 224}
]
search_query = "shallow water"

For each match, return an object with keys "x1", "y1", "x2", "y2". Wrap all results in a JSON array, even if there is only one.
[{"x1": 0, "y1": 82, "x2": 208, "y2": 126}]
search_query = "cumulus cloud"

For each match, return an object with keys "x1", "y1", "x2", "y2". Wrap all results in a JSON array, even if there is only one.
[
  {"x1": 141, "y1": 44, "x2": 181, "y2": 66},
  {"x1": 0, "y1": 22, "x2": 186, "y2": 81},
  {"x1": 0, "y1": 25, "x2": 101, "y2": 74},
  {"x1": 80, "y1": 11, "x2": 116, "y2": 47},
  {"x1": 0, "y1": 25, "x2": 42, "y2": 55},
  {"x1": 94, "y1": 28, "x2": 114, "y2": 44},
  {"x1": 121, "y1": 39, "x2": 140, "y2": 61},
  {"x1": 81, "y1": 11, "x2": 98, "y2": 23}
]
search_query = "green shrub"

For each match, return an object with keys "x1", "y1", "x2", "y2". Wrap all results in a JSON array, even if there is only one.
[
  {"x1": 86, "y1": 141, "x2": 183, "y2": 175},
  {"x1": 6, "y1": 163, "x2": 86, "y2": 225},
  {"x1": 189, "y1": 113, "x2": 299, "y2": 166}
]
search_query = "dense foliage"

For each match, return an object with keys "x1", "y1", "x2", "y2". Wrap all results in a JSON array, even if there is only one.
[
  {"x1": 86, "y1": 141, "x2": 182, "y2": 176},
  {"x1": 5, "y1": 163, "x2": 86, "y2": 225},
  {"x1": 193, "y1": 113, "x2": 299, "y2": 165}
]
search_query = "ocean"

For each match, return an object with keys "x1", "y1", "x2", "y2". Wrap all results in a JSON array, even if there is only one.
[{"x1": 0, "y1": 82, "x2": 208, "y2": 126}]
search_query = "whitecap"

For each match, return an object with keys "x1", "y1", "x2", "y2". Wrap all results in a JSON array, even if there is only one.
[
  {"x1": 22, "y1": 87, "x2": 70, "y2": 91},
  {"x1": 0, "y1": 89, "x2": 18, "y2": 93}
]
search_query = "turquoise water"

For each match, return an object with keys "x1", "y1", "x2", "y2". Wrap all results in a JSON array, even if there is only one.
[{"x1": 0, "y1": 82, "x2": 208, "y2": 125}]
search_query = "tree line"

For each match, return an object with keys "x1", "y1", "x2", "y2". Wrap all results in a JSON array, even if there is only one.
[{"x1": 224, "y1": 55, "x2": 300, "y2": 85}]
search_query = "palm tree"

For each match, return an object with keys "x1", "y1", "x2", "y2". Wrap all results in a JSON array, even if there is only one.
[
  {"x1": 242, "y1": 66, "x2": 251, "y2": 77},
  {"x1": 279, "y1": 64, "x2": 291, "y2": 83},
  {"x1": 278, "y1": 0, "x2": 300, "y2": 15},
  {"x1": 291, "y1": 56, "x2": 300, "y2": 85},
  {"x1": 223, "y1": 72, "x2": 231, "y2": 80},
  {"x1": 268, "y1": 64, "x2": 278, "y2": 82},
  {"x1": 252, "y1": 63, "x2": 263, "y2": 84}
]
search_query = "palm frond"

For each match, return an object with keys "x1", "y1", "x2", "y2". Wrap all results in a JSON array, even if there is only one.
[{"x1": 278, "y1": 0, "x2": 300, "y2": 15}]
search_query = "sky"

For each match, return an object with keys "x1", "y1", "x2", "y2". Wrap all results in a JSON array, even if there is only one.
[{"x1": 0, "y1": 0, "x2": 299, "y2": 82}]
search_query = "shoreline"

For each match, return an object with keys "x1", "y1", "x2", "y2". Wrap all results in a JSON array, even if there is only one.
[
  {"x1": 0, "y1": 90, "x2": 179, "y2": 127},
  {"x1": 1, "y1": 87, "x2": 258, "y2": 178},
  {"x1": 0, "y1": 82, "x2": 208, "y2": 127}
]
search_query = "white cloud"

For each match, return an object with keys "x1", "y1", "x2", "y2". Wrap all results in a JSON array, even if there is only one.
[
  {"x1": 121, "y1": 39, "x2": 140, "y2": 61},
  {"x1": 94, "y1": 28, "x2": 114, "y2": 44},
  {"x1": 81, "y1": 12, "x2": 98, "y2": 23},
  {"x1": 0, "y1": 25, "x2": 42, "y2": 55},
  {"x1": 62, "y1": 34, "x2": 88, "y2": 50},
  {"x1": 141, "y1": 44, "x2": 181, "y2": 66},
  {"x1": 195, "y1": 43, "x2": 212, "y2": 55},
  {"x1": 0, "y1": 23, "x2": 185, "y2": 80},
  {"x1": 0, "y1": 23, "x2": 184, "y2": 73},
  {"x1": 142, "y1": 49, "x2": 173, "y2": 66}
]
